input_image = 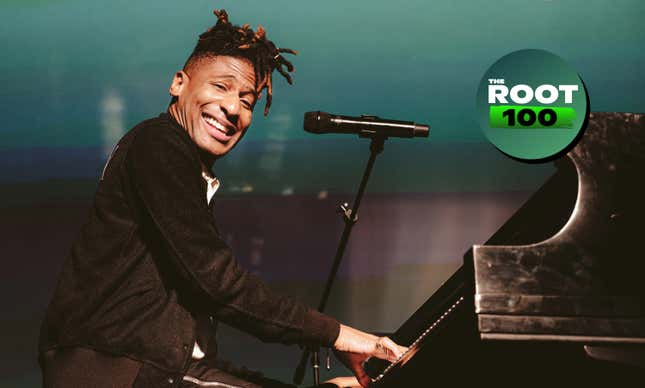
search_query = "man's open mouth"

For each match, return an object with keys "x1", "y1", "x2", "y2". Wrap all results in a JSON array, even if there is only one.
[{"x1": 201, "y1": 112, "x2": 233, "y2": 141}]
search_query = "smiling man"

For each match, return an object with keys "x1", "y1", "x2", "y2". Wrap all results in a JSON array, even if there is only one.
[
  {"x1": 39, "y1": 9, "x2": 405, "y2": 388},
  {"x1": 169, "y1": 55, "x2": 257, "y2": 163}
]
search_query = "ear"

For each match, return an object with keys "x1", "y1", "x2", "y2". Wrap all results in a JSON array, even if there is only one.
[{"x1": 169, "y1": 70, "x2": 188, "y2": 97}]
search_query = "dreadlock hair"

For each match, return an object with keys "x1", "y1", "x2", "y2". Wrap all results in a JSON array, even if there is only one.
[{"x1": 180, "y1": 9, "x2": 297, "y2": 116}]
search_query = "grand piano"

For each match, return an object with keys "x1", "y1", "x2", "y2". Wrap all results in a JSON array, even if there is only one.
[{"x1": 366, "y1": 112, "x2": 645, "y2": 385}]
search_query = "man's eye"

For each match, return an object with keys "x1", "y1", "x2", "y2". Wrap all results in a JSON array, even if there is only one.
[
  {"x1": 241, "y1": 100, "x2": 253, "y2": 109},
  {"x1": 213, "y1": 83, "x2": 227, "y2": 91}
]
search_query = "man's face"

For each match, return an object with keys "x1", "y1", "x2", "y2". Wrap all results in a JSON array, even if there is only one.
[{"x1": 169, "y1": 56, "x2": 258, "y2": 160}]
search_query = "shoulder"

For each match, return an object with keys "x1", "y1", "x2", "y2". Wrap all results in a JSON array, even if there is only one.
[
  {"x1": 132, "y1": 114, "x2": 191, "y2": 146},
  {"x1": 124, "y1": 113, "x2": 203, "y2": 176},
  {"x1": 128, "y1": 114, "x2": 199, "y2": 158}
]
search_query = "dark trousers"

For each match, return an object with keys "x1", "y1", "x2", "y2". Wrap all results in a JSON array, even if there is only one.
[{"x1": 41, "y1": 347, "x2": 334, "y2": 388}]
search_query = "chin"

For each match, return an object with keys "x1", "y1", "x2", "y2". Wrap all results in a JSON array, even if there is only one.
[{"x1": 205, "y1": 140, "x2": 234, "y2": 159}]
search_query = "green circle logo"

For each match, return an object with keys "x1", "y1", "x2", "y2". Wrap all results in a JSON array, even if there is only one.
[{"x1": 476, "y1": 49, "x2": 589, "y2": 162}]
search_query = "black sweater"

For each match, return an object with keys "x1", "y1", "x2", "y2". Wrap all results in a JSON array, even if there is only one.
[{"x1": 39, "y1": 113, "x2": 339, "y2": 376}]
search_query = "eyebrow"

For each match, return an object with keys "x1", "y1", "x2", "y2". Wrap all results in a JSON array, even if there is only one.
[{"x1": 212, "y1": 75, "x2": 258, "y2": 100}]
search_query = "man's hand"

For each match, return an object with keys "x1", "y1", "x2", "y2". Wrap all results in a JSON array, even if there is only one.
[
  {"x1": 324, "y1": 376, "x2": 361, "y2": 388},
  {"x1": 332, "y1": 324, "x2": 408, "y2": 387}
]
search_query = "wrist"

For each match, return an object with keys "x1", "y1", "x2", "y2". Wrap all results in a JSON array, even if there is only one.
[{"x1": 334, "y1": 324, "x2": 378, "y2": 352}]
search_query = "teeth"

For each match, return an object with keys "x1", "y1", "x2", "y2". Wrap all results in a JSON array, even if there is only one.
[{"x1": 203, "y1": 114, "x2": 227, "y2": 134}]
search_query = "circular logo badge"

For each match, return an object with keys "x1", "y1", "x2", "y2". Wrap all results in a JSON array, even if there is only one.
[{"x1": 476, "y1": 49, "x2": 589, "y2": 162}]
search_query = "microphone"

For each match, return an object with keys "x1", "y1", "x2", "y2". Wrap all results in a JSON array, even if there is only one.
[{"x1": 303, "y1": 111, "x2": 429, "y2": 138}]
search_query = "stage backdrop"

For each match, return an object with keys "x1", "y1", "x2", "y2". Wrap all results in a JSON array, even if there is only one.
[{"x1": 1, "y1": 0, "x2": 643, "y2": 385}]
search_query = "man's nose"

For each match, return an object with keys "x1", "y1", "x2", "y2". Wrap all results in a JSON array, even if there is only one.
[{"x1": 220, "y1": 93, "x2": 240, "y2": 121}]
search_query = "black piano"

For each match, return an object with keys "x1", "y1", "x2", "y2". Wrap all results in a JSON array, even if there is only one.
[{"x1": 366, "y1": 112, "x2": 645, "y2": 386}]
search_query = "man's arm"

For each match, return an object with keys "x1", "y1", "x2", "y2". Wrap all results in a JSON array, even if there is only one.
[
  {"x1": 124, "y1": 122, "x2": 339, "y2": 347},
  {"x1": 125, "y1": 122, "x2": 407, "y2": 388}
]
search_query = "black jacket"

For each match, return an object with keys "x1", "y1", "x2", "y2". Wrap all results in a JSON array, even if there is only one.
[{"x1": 39, "y1": 113, "x2": 339, "y2": 378}]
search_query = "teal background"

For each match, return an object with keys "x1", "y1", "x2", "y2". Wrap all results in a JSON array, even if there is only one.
[
  {"x1": 477, "y1": 49, "x2": 588, "y2": 160},
  {"x1": 1, "y1": 0, "x2": 643, "y2": 196},
  {"x1": 1, "y1": 1, "x2": 644, "y2": 386}
]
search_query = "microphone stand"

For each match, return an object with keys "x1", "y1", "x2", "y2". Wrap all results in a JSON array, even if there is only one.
[{"x1": 293, "y1": 134, "x2": 386, "y2": 386}]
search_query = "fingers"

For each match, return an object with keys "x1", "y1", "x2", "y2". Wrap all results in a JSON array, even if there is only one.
[
  {"x1": 374, "y1": 337, "x2": 408, "y2": 363},
  {"x1": 324, "y1": 376, "x2": 361, "y2": 388},
  {"x1": 381, "y1": 337, "x2": 408, "y2": 359},
  {"x1": 333, "y1": 324, "x2": 408, "y2": 364},
  {"x1": 350, "y1": 363, "x2": 371, "y2": 388},
  {"x1": 332, "y1": 350, "x2": 372, "y2": 388}
]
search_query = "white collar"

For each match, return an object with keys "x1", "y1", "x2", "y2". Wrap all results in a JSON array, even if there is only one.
[{"x1": 201, "y1": 167, "x2": 220, "y2": 205}]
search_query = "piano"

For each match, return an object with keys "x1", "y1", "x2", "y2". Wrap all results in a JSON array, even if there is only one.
[{"x1": 366, "y1": 112, "x2": 645, "y2": 385}]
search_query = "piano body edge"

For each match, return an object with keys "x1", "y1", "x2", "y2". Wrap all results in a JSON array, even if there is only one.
[
  {"x1": 473, "y1": 112, "x2": 645, "y2": 346},
  {"x1": 367, "y1": 112, "x2": 645, "y2": 385}
]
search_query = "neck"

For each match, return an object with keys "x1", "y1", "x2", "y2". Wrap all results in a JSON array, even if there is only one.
[
  {"x1": 167, "y1": 103, "x2": 217, "y2": 167},
  {"x1": 200, "y1": 152, "x2": 217, "y2": 169},
  {"x1": 168, "y1": 103, "x2": 186, "y2": 130}
]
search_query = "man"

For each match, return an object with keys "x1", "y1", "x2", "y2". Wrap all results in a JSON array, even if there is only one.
[{"x1": 39, "y1": 9, "x2": 406, "y2": 388}]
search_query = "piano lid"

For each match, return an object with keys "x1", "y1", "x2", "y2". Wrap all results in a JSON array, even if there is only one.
[{"x1": 473, "y1": 112, "x2": 645, "y2": 344}]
